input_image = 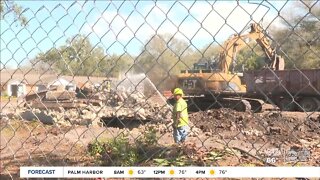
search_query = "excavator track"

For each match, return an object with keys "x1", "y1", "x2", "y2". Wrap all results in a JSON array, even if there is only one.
[
  {"x1": 168, "y1": 95, "x2": 265, "y2": 112},
  {"x1": 170, "y1": 96, "x2": 252, "y2": 112},
  {"x1": 244, "y1": 98, "x2": 264, "y2": 113},
  {"x1": 222, "y1": 98, "x2": 252, "y2": 112}
]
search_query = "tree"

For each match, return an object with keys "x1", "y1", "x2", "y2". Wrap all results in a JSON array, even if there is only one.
[
  {"x1": 105, "y1": 54, "x2": 133, "y2": 78},
  {"x1": 33, "y1": 35, "x2": 132, "y2": 77},
  {"x1": 234, "y1": 45, "x2": 266, "y2": 72},
  {"x1": 200, "y1": 43, "x2": 221, "y2": 60},
  {"x1": 0, "y1": 1, "x2": 27, "y2": 25},
  {"x1": 135, "y1": 34, "x2": 196, "y2": 90},
  {"x1": 198, "y1": 41, "x2": 267, "y2": 73},
  {"x1": 270, "y1": 0, "x2": 320, "y2": 69}
]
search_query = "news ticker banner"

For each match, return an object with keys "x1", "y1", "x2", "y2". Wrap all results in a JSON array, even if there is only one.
[{"x1": 20, "y1": 166, "x2": 320, "y2": 178}]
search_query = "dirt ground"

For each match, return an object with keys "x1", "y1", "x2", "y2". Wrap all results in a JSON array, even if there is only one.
[{"x1": 1, "y1": 99, "x2": 320, "y2": 179}]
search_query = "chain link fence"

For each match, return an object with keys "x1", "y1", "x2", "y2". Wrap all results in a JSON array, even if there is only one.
[{"x1": 1, "y1": 0, "x2": 320, "y2": 179}]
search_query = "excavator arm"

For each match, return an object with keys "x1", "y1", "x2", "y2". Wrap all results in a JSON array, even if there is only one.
[
  {"x1": 174, "y1": 23, "x2": 285, "y2": 112},
  {"x1": 219, "y1": 23, "x2": 284, "y2": 73}
]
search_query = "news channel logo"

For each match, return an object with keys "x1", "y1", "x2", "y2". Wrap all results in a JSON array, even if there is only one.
[
  {"x1": 285, "y1": 148, "x2": 311, "y2": 162},
  {"x1": 263, "y1": 147, "x2": 311, "y2": 164}
]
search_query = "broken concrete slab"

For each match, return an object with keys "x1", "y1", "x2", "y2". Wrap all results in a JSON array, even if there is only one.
[
  {"x1": 29, "y1": 100, "x2": 82, "y2": 110},
  {"x1": 20, "y1": 110, "x2": 54, "y2": 125},
  {"x1": 46, "y1": 91, "x2": 76, "y2": 100}
]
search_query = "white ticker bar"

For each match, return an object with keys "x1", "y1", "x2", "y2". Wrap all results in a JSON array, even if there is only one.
[{"x1": 20, "y1": 166, "x2": 320, "y2": 178}]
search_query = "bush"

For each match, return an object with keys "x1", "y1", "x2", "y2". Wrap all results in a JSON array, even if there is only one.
[
  {"x1": 87, "y1": 141, "x2": 105, "y2": 156},
  {"x1": 87, "y1": 126, "x2": 227, "y2": 166},
  {"x1": 88, "y1": 133, "x2": 140, "y2": 166},
  {"x1": 136, "y1": 126, "x2": 158, "y2": 146},
  {"x1": 103, "y1": 133, "x2": 138, "y2": 166},
  {"x1": 88, "y1": 127, "x2": 160, "y2": 166}
]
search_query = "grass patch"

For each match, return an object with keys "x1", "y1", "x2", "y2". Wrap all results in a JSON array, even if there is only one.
[
  {"x1": 0, "y1": 95, "x2": 17, "y2": 101},
  {"x1": 0, "y1": 119, "x2": 42, "y2": 137},
  {"x1": 88, "y1": 132, "x2": 140, "y2": 166},
  {"x1": 88, "y1": 126, "x2": 161, "y2": 166}
]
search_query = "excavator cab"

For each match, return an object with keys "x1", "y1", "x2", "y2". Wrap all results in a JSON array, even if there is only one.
[
  {"x1": 193, "y1": 62, "x2": 210, "y2": 70},
  {"x1": 193, "y1": 59, "x2": 218, "y2": 71}
]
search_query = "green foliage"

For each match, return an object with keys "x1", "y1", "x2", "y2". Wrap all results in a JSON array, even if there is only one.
[
  {"x1": 0, "y1": 1, "x2": 27, "y2": 25},
  {"x1": 133, "y1": 1, "x2": 320, "y2": 76},
  {"x1": 87, "y1": 140, "x2": 105, "y2": 156},
  {"x1": 270, "y1": 1, "x2": 320, "y2": 69},
  {"x1": 29, "y1": 1, "x2": 319, "y2": 86},
  {"x1": 136, "y1": 126, "x2": 158, "y2": 146},
  {"x1": 87, "y1": 127, "x2": 160, "y2": 166},
  {"x1": 134, "y1": 34, "x2": 198, "y2": 90},
  {"x1": 88, "y1": 133, "x2": 139, "y2": 166},
  {"x1": 104, "y1": 133, "x2": 138, "y2": 166},
  {"x1": 1, "y1": 91, "x2": 9, "y2": 98},
  {"x1": 34, "y1": 35, "x2": 132, "y2": 77},
  {"x1": 235, "y1": 45, "x2": 266, "y2": 72},
  {"x1": 153, "y1": 157, "x2": 187, "y2": 166},
  {"x1": 87, "y1": 127, "x2": 232, "y2": 166}
]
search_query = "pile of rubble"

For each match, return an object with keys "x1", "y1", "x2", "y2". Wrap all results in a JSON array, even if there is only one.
[
  {"x1": 189, "y1": 109, "x2": 320, "y2": 144},
  {"x1": 17, "y1": 91, "x2": 172, "y2": 127}
]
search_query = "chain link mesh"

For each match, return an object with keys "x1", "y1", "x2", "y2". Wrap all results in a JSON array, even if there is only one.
[{"x1": 1, "y1": 0, "x2": 319, "y2": 179}]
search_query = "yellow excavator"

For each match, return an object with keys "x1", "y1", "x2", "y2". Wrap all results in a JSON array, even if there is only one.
[{"x1": 175, "y1": 23, "x2": 285, "y2": 112}]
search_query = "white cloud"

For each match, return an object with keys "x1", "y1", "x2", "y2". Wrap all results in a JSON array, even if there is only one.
[{"x1": 83, "y1": 1, "x2": 287, "y2": 54}]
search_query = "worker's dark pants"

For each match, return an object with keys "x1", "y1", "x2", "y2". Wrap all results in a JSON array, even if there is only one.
[{"x1": 173, "y1": 125, "x2": 189, "y2": 143}]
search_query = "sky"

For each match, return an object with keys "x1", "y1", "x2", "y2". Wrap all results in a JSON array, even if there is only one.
[{"x1": 0, "y1": 0, "x2": 294, "y2": 69}]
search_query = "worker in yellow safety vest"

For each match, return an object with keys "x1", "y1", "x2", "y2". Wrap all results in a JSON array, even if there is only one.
[{"x1": 172, "y1": 88, "x2": 189, "y2": 144}]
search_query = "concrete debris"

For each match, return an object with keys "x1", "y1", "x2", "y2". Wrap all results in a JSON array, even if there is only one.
[
  {"x1": 18, "y1": 90, "x2": 172, "y2": 127},
  {"x1": 16, "y1": 89, "x2": 319, "y2": 150},
  {"x1": 46, "y1": 91, "x2": 76, "y2": 100},
  {"x1": 267, "y1": 127, "x2": 281, "y2": 135},
  {"x1": 268, "y1": 112, "x2": 282, "y2": 118},
  {"x1": 20, "y1": 110, "x2": 54, "y2": 125},
  {"x1": 189, "y1": 126, "x2": 202, "y2": 137},
  {"x1": 0, "y1": 114, "x2": 9, "y2": 122},
  {"x1": 241, "y1": 129, "x2": 263, "y2": 136}
]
